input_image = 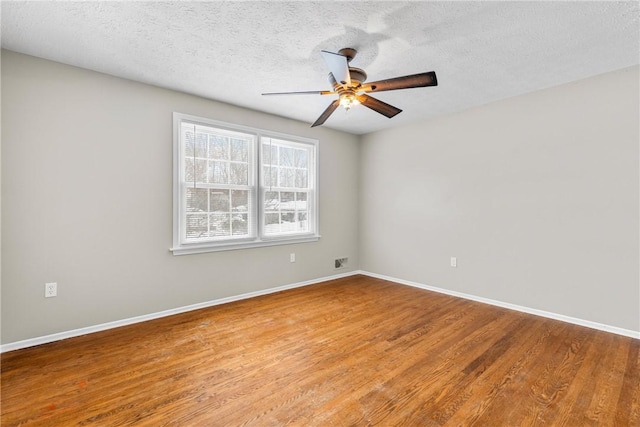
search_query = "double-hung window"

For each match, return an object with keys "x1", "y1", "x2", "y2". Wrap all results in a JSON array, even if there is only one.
[{"x1": 172, "y1": 113, "x2": 319, "y2": 255}]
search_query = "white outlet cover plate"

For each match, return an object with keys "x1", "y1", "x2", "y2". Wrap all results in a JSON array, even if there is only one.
[{"x1": 45, "y1": 282, "x2": 57, "y2": 297}]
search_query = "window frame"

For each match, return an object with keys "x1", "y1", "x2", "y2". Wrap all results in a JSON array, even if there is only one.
[{"x1": 171, "y1": 112, "x2": 320, "y2": 255}]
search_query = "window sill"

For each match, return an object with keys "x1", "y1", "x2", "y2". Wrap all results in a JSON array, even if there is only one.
[{"x1": 170, "y1": 234, "x2": 321, "y2": 256}]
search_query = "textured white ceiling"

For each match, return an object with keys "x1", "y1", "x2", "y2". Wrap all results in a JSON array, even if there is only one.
[{"x1": 2, "y1": 1, "x2": 639, "y2": 135}]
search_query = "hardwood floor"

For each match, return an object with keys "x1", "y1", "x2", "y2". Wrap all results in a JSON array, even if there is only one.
[{"x1": 2, "y1": 275, "x2": 639, "y2": 426}]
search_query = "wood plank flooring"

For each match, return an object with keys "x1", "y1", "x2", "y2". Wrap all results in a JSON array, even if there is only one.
[{"x1": 2, "y1": 275, "x2": 639, "y2": 426}]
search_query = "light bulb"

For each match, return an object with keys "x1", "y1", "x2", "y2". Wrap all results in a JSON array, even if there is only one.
[{"x1": 339, "y1": 94, "x2": 360, "y2": 111}]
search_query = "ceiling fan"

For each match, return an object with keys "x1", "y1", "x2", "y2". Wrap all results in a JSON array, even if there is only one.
[{"x1": 262, "y1": 48, "x2": 438, "y2": 127}]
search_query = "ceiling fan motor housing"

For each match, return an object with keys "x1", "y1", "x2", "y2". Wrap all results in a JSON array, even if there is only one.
[
  {"x1": 348, "y1": 68, "x2": 367, "y2": 85},
  {"x1": 329, "y1": 67, "x2": 367, "y2": 87}
]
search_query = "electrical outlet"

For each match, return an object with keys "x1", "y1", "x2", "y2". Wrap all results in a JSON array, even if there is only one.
[
  {"x1": 290, "y1": 253, "x2": 296, "y2": 263},
  {"x1": 45, "y1": 282, "x2": 57, "y2": 298},
  {"x1": 450, "y1": 257, "x2": 457, "y2": 268}
]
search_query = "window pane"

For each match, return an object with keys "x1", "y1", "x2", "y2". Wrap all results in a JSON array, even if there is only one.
[
  {"x1": 210, "y1": 161, "x2": 229, "y2": 184},
  {"x1": 263, "y1": 166, "x2": 277, "y2": 187},
  {"x1": 297, "y1": 212, "x2": 309, "y2": 232},
  {"x1": 186, "y1": 214, "x2": 208, "y2": 239},
  {"x1": 184, "y1": 130, "x2": 195, "y2": 157},
  {"x1": 294, "y1": 149, "x2": 308, "y2": 168},
  {"x1": 210, "y1": 189, "x2": 230, "y2": 212},
  {"x1": 210, "y1": 135, "x2": 228, "y2": 160},
  {"x1": 264, "y1": 191, "x2": 279, "y2": 211},
  {"x1": 279, "y1": 168, "x2": 294, "y2": 188},
  {"x1": 230, "y1": 163, "x2": 248, "y2": 185},
  {"x1": 295, "y1": 192, "x2": 307, "y2": 210},
  {"x1": 195, "y1": 133, "x2": 208, "y2": 157},
  {"x1": 232, "y1": 214, "x2": 248, "y2": 235},
  {"x1": 232, "y1": 190, "x2": 249, "y2": 212},
  {"x1": 185, "y1": 158, "x2": 207, "y2": 184},
  {"x1": 264, "y1": 213, "x2": 280, "y2": 234},
  {"x1": 279, "y1": 147, "x2": 293, "y2": 167},
  {"x1": 263, "y1": 166, "x2": 271, "y2": 187},
  {"x1": 186, "y1": 188, "x2": 208, "y2": 212},
  {"x1": 281, "y1": 192, "x2": 295, "y2": 210},
  {"x1": 262, "y1": 142, "x2": 278, "y2": 165},
  {"x1": 281, "y1": 212, "x2": 295, "y2": 232},
  {"x1": 295, "y1": 170, "x2": 308, "y2": 188},
  {"x1": 209, "y1": 213, "x2": 230, "y2": 237},
  {"x1": 231, "y1": 138, "x2": 248, "y2": 162}
]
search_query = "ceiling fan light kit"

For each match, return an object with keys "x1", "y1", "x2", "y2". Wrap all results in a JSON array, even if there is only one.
[{"x1": 262, "y1": 48, "x2": 438, "y2": 128}]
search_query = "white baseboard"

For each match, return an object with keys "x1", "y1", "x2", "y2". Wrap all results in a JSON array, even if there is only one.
[
  {"x1": 359, "y1": 270, "x2": 640, "y2": 340},
  {"x1": 4, "y1": 269, "x2": 637, "y2": 353},
  {"x1": 0, "y1": 270, "x2": 360, "y2": 353}
]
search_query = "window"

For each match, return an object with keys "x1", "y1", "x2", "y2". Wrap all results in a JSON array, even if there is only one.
[
  {"x1": 172, "y1": 113, "x2": 319, "y2": 255},
  {"x1": 262, "y1": 137, "x2": 313, "y2": 236}
]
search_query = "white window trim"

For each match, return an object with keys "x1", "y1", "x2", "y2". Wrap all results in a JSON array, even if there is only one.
[{"x1": 171, "y1": 112, "x2": 320, "y2": 255}]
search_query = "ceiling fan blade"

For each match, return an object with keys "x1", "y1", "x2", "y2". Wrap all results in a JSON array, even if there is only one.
[
  {"x1": 321, "y1": 50, "x2": 351, "y2": 86},
  {"x1": 311, "y1": 99, "x2": 340, "y2": 127},
  {"x1": 262, "y1": 90, "x2": 334, "y2": 96},
  {"x1": 356, "y1": 94, "x2": 402, "y2": 118},
  {"x1": 361, "y1": 71, "x2": 437, "y2": 93}
]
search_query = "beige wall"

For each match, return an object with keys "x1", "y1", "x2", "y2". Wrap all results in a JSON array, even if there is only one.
[
  {"x1": 360, "y1": 66, "x2": 639, "y2": 332},
  {"x1": 1, "y1": 50, "x2": 360, "y2": 343},
  {"x1": 2, "y1": 50, "x2": 638, "y2": 345}
]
